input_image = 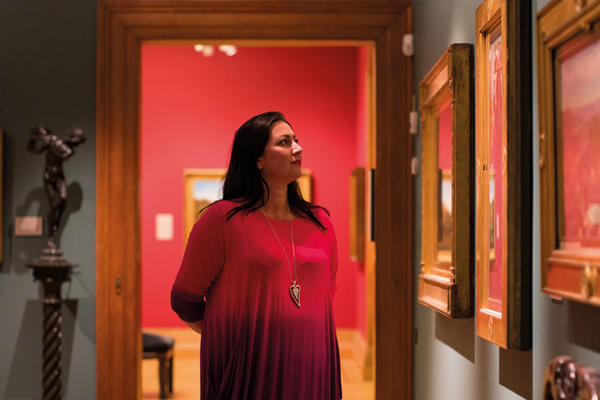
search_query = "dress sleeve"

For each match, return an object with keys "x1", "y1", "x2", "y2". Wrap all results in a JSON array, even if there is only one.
[{"x1": 171, "y1": 203, "x2": 226, "y2": 322}]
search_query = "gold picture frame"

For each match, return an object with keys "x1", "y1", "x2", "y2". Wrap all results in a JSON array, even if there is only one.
[
  {"x1": 537, "y1": 0, "x2": 600, "y2": 307},
  {"x1": 418, "y1": 44, "x2": 474, "y2": 318},
  {"x1": 183, "y1": 168, "x2": 312, "y2": 244},
  {"x1": 349, "y1": 167, "x2": 366, "y2": 262},
  {"x1": 475, "y1": 0, "x2": 532, "y2": 349}
]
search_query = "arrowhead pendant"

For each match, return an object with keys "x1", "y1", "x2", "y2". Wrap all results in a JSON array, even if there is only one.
[{"x1": 289, "y1": 283, "x2": 301, "y2": 308}]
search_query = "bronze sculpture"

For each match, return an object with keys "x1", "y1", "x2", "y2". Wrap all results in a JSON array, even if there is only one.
[
  {"x1": 27, "y1": 125, "x2": 86, "y2": 250},
  {"x1": 26, "y1": 125, "x2": 85, "y2": 400},
  {"x1": 544, "y1": 356, "x2": 600, "y2": 399}
]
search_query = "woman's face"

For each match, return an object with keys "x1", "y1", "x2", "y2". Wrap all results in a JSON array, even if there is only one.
[{"x1": 257, "y1": 121, "x2": 303, "y2": 186}]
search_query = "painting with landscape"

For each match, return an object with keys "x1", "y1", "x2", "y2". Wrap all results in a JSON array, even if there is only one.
[
  {"x1": 418, "y1": 43, "x2": 474, "y2": 318},
  {"x1": 558, "y1": 35, "x2": 600, "y2": 250},
  {"x1": 537, "y1": 0, "x2": 600, "y2": 308}
]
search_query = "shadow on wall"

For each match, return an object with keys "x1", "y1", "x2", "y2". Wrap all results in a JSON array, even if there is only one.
[
  {"x1": 2, "y1": 132, "x2": 16, "y2": 273},
  {"x1": 11, "y1": 182, "x2": 83, "y2": 273},
  {"x1": 435, "y1": 314, "x2": 533, "y2": 399},
  {"x1": 4, "y1": 299, "x2": 77, "y2": 399},
  {"x1": 435, "y1": 314, "x2": 475, "y2": 362},
  {"x1": 499, "y1": 348, "x2": 532, "y2": 399},
  {"x1": 568, "y1": 301, "x2": 600, "y2": 352},
  {"x1": 66, "y1": 279, "x2": 96, "y2": 344}
]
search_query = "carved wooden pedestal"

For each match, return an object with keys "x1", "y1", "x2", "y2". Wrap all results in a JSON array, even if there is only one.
[{"x1": 27, "y1": 249, "x2": 74, "y2": 400}]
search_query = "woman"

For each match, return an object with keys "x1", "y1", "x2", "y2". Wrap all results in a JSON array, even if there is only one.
[{"x1": 171, "y1": 111, "x2": 342, "y2": 399}]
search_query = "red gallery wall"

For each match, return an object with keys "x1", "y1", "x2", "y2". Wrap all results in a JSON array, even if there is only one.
[{"x1": 141, "y1": 45, "x2": 368, "y2": 334}]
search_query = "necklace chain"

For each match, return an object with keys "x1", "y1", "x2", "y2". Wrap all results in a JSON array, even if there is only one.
[{"x1": 263, "y1": 213, "x2": 297, "y2": 284}]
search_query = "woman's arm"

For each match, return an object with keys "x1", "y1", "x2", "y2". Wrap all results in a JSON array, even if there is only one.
[
  {"x1": 171, "y1": 202, "x2": 225, "y2": 328},
  {"x1": 171, "y1": 289, "x2": 206, "y2": 327}
]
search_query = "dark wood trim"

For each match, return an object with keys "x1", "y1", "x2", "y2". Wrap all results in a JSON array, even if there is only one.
[
  {"x1": 97, "y1": 1, "x2": 413, "y2": 398},
  {"x1": 505, "y1": 0, "x2": 532, "y2": 351},
  {"x1": 374, "y1": 9, "x2": 413, "y2": 398}
]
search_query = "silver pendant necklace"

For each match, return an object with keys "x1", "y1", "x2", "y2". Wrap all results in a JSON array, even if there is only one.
[{"x1": 263, "y1": 213, "x2": 301, "y2": 308}]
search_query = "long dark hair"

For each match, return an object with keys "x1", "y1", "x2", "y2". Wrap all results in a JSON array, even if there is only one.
[{"x1": 221, "y1": 111, "x2": 328, "y2": 230}]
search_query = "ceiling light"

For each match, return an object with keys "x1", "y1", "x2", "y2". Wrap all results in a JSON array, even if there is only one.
[
  {"x1": 194, "y1": 44, "x2": 215, "y2": 56},
  {"x1": 194, "y1": 44, "x2": 237, "y2": 57},
  {"x1": 219, "y1": 45, "x2": 237, "y2": 56}
]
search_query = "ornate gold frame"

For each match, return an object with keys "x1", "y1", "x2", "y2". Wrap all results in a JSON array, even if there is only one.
[
  {"x1": 349, "y1": 167, "x2": 366, "y2": 262},
  {"x1": 418, "y1": 44, "x2": 474, "y2": 318},
  {"x1": 475, "y1": 0, "x2": 532, "y2": 349},
  {"x1": 183, "y1": 169, "x2": 225, "y2": 244},
  {"x1": 537, "y1": 0, "x2": 600, "y2": 307}
]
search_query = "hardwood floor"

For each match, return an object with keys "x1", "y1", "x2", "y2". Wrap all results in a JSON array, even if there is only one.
[{"x1": 142, "y1": 327, "x2": 374, "y2": 400}]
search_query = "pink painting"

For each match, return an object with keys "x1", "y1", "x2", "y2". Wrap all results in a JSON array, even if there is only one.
[
  {"x1": 437, "y1": 99, "x2": 453, "y2": 262},
  {"x1": 488, "y1": 32, "x2": 503, "y2": 308},
  {"x1": 559, "y1": 35, "x2": 600, "y2": 250}
]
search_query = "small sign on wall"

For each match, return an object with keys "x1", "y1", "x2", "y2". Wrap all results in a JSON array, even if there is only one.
[
  {"x1": 155, "y1": 213, "x2": 173, "y2": 241},
  {"x1": 15, "y1": 217, "x2": 43, "y2": 236}
]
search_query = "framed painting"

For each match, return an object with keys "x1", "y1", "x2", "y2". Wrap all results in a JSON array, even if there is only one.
[
  {"x1": 183, "y1": 169, "x2": 224, "y2": 244},
  {"x1": 298, "y1": 170, "x2": 312, "y2": 202},
  {"x1": 475, "y1": 0, "x2": 532, "y2": 349},
  {"x1": 537, "y1": 0, "x2": 600, "y2": 307},
  {"x1": 349, "y1": 167, "x2": 366, "y2": 262},
  {"x1": 418, "y1": 44, "x2": 474, "y2": 318},
  {"x1": 183, "y1": 168, "x2": 312, "y2": 243}
]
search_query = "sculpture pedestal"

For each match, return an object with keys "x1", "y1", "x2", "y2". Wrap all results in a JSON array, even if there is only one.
[{"x1": 27, "y1": 249, "x2": 75, "y2": 400}]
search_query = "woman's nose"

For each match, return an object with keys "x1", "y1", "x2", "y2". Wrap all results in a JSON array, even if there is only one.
[{"x1": 292, "y1": 141, "x2": 303, "y2": 154}]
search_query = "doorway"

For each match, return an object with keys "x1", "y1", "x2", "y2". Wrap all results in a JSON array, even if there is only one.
[
  {"x1": 96, "y1": 2, "x2": 413, "y2": 399},
  {"x1": 139, "y1": 43, "x2": 376, "y2": 398}
]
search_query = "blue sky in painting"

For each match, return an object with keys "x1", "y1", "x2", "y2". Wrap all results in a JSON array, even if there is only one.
[{"x1": 193, "y1": 180, "x2": 222, "y2": 202}]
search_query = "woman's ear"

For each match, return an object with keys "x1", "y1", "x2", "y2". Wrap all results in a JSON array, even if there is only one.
[{"x1": 256, "y1": 158, "x2": 263, "y2": 170}]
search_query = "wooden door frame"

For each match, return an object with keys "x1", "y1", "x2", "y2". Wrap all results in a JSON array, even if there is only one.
[{"x1": 96, "y1": 1, "x2": 413, "y2": 399}]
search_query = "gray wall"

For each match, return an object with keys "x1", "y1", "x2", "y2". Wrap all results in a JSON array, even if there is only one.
[
  {"x1": 413, "y1": 0, "x2": 600, "y2": 399},
  {"x1": 0, "y1": 1, "x2": 97, "y2": 399}
]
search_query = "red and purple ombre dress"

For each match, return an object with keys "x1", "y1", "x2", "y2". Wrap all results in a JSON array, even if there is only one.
[{"x1": 171, "y1": 200, "x2": 342, "y2": 400}]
